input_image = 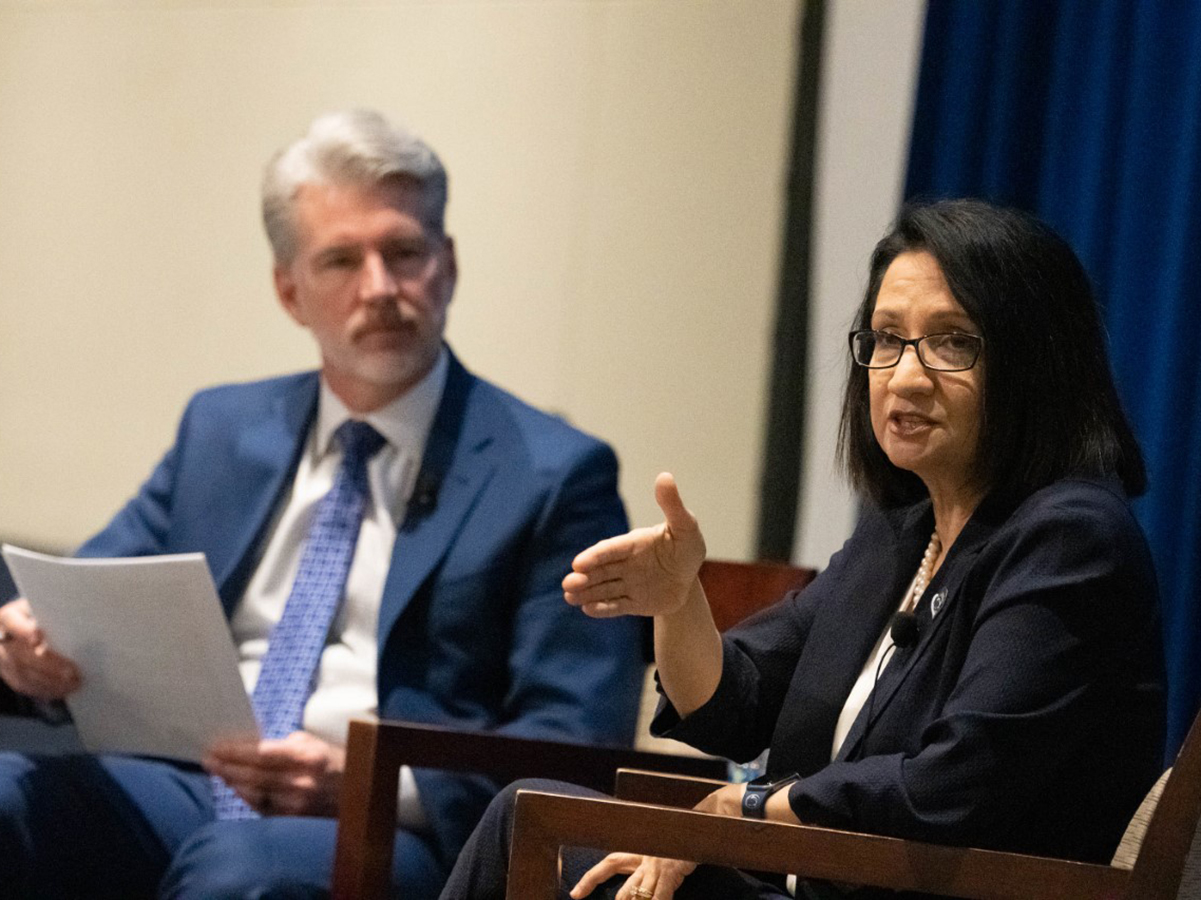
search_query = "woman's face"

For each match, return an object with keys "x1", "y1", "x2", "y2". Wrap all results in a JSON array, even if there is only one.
[{"x1": 868, "y1": 251, "x2": 985, "y2": 503}]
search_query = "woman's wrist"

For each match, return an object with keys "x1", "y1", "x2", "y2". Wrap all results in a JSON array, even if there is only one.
[
  {"x1": 653, "y1": 577, "x2": 723, "y2": 717},
  {"x1": 764, "y1": 780, "x2": 802, "y2": 824},
  {"x1": 655, "y1": 575, "x2": 707, "y2": 623},
  {"x1": 741, "y1": 773, "x2": 799, "y2": 819}
]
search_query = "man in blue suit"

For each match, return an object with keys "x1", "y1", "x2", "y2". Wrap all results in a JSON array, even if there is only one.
[{"x1": 0, "y1": 109, "x2": 643, "y2": 899}]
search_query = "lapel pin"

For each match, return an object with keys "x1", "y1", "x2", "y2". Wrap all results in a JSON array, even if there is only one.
[{"x1": 930, "y1": 589, "x2": 947, "y2": 617}]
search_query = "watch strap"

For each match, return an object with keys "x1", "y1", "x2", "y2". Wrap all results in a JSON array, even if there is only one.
[{"x1": 740, "y1": 772, "x2": 799, "y2": 819}]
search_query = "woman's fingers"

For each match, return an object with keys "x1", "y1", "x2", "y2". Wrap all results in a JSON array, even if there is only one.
[
  {"x1": 569, "y1": 853, "x2": 641, "y2": 899},
  {"x1": 617, "y1": 875, "x2": 661, "y2": 900},
  {"x1": 570, "y1": 526, "x2": 661, "y2": 576},
  {"x1": 653, "y1": 475, "x2": 706, "y2": 571},
  {"x1": 653, "y1": 473, "x2": 696, "y2": 536},
  {"x1": 563, "y1": 574, "x2": 630, "y2": 605},
  {"x1": 618, "y1": 857, "x2": 696, "y2": 900},
  {"x1": 578, "y1": 600, "x2": 627, "y2": 619},
  {"x1": 569, "y1": 851, "x2": 698, "y2": 900},
  {"x1": 562, "y1": 560, "x2": 633, "y2": 595}
]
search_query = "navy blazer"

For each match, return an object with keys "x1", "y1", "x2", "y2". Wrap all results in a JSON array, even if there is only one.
[
  {"x1": 76, "y1": 351, "x2": 644, "y2": 865},
  {"x1": 657, "y1": 477, "x2": 1165, "y2": 868}
]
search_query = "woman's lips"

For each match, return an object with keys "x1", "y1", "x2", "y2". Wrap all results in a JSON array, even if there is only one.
[{"x1": 888, "y1": 411, "x2": 935, "y2": 436}]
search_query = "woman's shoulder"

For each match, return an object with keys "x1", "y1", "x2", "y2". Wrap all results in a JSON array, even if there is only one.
[
  {"x1": 976, "y1": 476, "x2": 1154, "y2": 589},
  {"x1": 1005, "y1": 476, "x2": 1141, "y2": 538}
]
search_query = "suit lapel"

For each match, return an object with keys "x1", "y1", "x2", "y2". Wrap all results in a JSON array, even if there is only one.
[
  {"x1": 835, "y1": 501, "x2": 1000, "y2": 761},
  {"x1": 376, "y1": 355, "x2": 496, "y2": 644},
  {"x1": 773, "y1": 504, "x2": 927, "y2": 778},
  {"x1": 210, "y1": 376, "x2": 317, "y2": 611}
]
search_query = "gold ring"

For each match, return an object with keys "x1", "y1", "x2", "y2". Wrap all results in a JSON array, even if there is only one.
[{"x1": 631, "y1": 889, "x2": 653, "y2": 900}]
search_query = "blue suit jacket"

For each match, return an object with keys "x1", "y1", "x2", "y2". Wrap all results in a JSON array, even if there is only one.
[
  {"x1": 658, "y1": 477, "x2": 1165, "y2": 870},
  {"x1": 76, "y1": 351, "x2": 644, "y2": 865}
]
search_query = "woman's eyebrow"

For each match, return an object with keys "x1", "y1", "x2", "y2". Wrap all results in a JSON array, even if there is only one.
[{"x1": 925, "y1": 311, "x2": 977, "y2": 330}]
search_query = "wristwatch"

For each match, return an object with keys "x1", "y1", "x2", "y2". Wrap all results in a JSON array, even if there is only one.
[{"x1": 740, "y1": 771, "x2": 800, "y2": 819}]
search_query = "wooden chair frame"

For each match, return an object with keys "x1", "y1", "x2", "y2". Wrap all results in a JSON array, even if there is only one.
[
  {"x1": 506, "y1": 712, "x2": 1201, "y2": 900},
  {"x1": 330, "y1": 560, "x2": 815, "y2": 900},
  {"x1": 331, "y1": 719, "x2": 732, "y2": 898}
]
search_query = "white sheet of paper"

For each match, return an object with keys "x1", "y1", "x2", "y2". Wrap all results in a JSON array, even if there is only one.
[{"x1": 1, "y1": 545, "x2": 258, "y2": 762}]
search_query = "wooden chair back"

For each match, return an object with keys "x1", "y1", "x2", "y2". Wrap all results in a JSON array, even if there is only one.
[
  {"x1": 699, "y1": 558, "x2": 814, "y2": 631},
  {"x1": 1124, "y1": 711, "x2": 1201, "y2": 899}
]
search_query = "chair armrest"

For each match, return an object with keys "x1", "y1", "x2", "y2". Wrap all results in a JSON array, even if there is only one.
[
  {"x1": 507, "y1": 790, "x2": 1131, "y2": 900},
  {"x1": 331, "y1": 719, "x2": 729, "y2": 900},
  {"x1": 614, "y1": 768, "x2": 727, "y2": 806},
  {"x1": 333, "y1": 719, "x2": 403, "y2": 900}
]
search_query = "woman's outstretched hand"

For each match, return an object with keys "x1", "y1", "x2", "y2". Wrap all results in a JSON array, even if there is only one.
[{"x1": 563, "y1": 473, "x2": 706, "y2": 619}]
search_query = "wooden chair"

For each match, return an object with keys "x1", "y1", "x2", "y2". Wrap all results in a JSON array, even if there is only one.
[
  {"x1": 505, "y1": 711, "x2": 1201, "y2": 900},
  {"x1": 330, "y1": 559, "x2": 816, "y2": 900}
]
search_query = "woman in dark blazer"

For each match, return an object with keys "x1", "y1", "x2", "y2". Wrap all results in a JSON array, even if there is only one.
[{"x1": 440, "y1": 200, "x2": 1165, "y2": 900}]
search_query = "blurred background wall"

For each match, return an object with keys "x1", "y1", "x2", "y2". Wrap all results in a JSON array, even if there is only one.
[{"x1": 0, "y1": 0, "x2": 923, "y2": 563}]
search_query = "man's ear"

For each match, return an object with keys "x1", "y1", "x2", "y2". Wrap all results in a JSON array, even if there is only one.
[
  {"x1": 274, "y1": 263, "x2": 307, "y2": 326},
  {"x1": 441, "y1": 235, "x2": 458, "y2": 299}
]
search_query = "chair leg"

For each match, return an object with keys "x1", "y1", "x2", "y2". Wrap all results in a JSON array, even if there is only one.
[{"x1": 332, "y1": 719, "x2": 402, "y2": 900}]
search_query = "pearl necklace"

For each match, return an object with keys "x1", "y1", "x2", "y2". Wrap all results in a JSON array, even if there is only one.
[{"x1": 906, "y1": 530, "x2": 942, "y2": 612}]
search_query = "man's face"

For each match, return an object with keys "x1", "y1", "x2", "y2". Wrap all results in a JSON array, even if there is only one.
[{"x1": 274, "y1": 178, "x2": 456, "y2": 412}]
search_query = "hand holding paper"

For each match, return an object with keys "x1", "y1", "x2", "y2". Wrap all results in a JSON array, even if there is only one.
[
  {"x1": 0, "y1": 596, "x2": 82, "y2": 701},
  {"x1": 1, "y1": 545, "x2": 258, "y2": 762}
]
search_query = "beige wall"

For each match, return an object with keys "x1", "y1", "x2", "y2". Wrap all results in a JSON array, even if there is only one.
[
  {"x1": 0, "y1": 1, "x2": 800, "y2": 558},
  {"x1": 794, "y1": 0, "x2": 926, "y2": 567}
]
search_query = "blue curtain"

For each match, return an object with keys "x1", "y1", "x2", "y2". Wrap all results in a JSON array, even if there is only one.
[{"x1": 904, "y1": 0, "x2": 1201, "y2": 757}]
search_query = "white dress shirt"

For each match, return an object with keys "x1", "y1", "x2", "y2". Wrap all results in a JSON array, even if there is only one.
[
  {"x1": 829, "y1": 570, "x2": 922, "y2": 760},
  {"x1": 228, "y1": 348, "x2": 448, "y2": 828}
]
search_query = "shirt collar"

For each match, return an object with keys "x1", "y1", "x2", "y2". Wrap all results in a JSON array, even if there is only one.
[{"x1": 314, "y1": 346, "x2": 449, "y2": 463}]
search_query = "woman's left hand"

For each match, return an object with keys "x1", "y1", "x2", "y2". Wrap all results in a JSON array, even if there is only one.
[
  {"x1": 569, "y1": 853, "x2": 696, "y2": 900},
  {"x1": 568, "y1": 783, "x2": 746, "y2": 899}
]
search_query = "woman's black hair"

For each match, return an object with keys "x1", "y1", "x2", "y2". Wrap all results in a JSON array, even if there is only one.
[{"x1": 837, "y1": 198, "x2": 1146, "y2": 506}]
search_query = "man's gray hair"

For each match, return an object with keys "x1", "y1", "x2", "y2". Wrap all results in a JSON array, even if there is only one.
[{"x1": 262, "y1": 109, "x2": 449, "y2": 264}]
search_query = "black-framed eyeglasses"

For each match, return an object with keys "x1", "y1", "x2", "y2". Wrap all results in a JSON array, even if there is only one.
[{"x1": 849, "y1": 330, "x2": 984, "y2": 372}]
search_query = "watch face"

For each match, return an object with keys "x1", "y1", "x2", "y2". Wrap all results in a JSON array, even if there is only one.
[{"x1": 744, "y1": 793, "x2": 763, "y2": 811}]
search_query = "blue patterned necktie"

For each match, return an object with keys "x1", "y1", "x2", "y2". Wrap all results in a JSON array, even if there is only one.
[{"x1": 213, "y1": 419, "x2": 386, "y2": 819}]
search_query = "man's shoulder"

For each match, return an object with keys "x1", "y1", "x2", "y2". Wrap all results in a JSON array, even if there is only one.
[
  {"x1": 457, "y1": 366, "x2": 615, "y2": 470},
  {"x1": 183, "y1": 371, "x2": 319, "y2": 420}
]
